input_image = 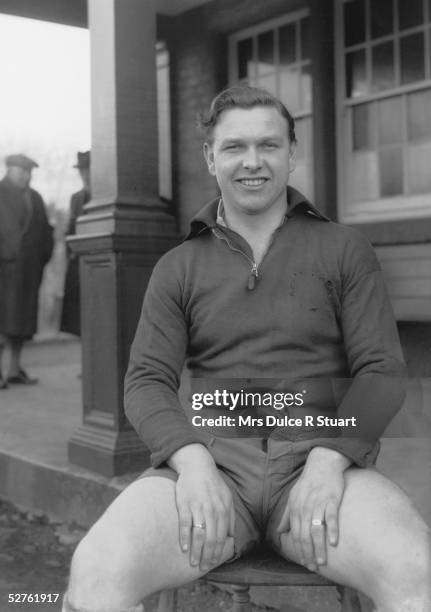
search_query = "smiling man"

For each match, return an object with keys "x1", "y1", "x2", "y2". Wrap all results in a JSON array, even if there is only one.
[{"x1": 64, "y1": 86, "x2": 431, "y2": 612}]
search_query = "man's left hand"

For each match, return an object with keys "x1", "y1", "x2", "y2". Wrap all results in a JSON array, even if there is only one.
[{"x1": 277, "y1": 446, "x2": 351, "y2": 572}]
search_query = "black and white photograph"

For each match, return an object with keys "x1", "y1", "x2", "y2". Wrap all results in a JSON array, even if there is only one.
[{"x1": 0, "y1": 1, "x2": 430, "y2": 611}]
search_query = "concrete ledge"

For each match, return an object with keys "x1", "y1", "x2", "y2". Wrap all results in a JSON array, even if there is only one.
[{"x1": 0, "y1": 449, "x2": 135, "y2": 527}]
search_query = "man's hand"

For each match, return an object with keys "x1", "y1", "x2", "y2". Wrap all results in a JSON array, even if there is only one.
[
  {"x1": 277, "y1": 446, "x2": 351, "y2": 572},
  {"x1": 168, "y1": 444, "x2": 235, "y2": 572}
]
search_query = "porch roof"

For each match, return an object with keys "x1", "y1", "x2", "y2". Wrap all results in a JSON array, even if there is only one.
[{"x1": 0, "y1": 0, "x2": 212, "y2": 28}]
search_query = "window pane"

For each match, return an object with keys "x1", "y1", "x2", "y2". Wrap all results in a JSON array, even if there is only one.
[
  {"x1": 371, "y1": 41, "x2": 395, "y2": 91},
  {"x1": 257, "y1": 31, "x2": 274, "y2": 74},
  {"x1": 238, "y1": 38, "x2": 253, "y2": 80},
  {"x1": 246, "y1": 77, "x2": 258, "y2": 87},
  {"x1": 407, "y1": 88, "x2": 431, "y2": 141},
  {"x1": 407, "y1": 143, "x2": 431, "y2": 193},
  {"x1": 371, "y1": 0, "x2": 394, "y2": 39},
  {"x1": 378, "y1": 97, "x2": 403, "y2": 145},
  {"x1": 350, "y1": 152, "x2": 379, "y2": 201},
  {"x1": 346, "y1": 49, "x2": 367, "y2": 97},
  {"x1": 279, "y1": 23, "x2": 296, "y2": 66},
  {"x1": 300, "y1": 64, "x2": 312, "y2": 111},
  {"x1": 379, "y1": 147, "x2": 404, "y2": 196},
  {"x1": 258, "y1": 72, "x2": 277, "y2": 95},
  {"x1": 301, "y1": 17, "x2": 311, "y2": 60},
  {"x1": 400, "y1": 33, "x2": 425, "y2": 84},
  {"x1": 280, "y1": 68, "x2": 300, "y2": 112},
  {"x1": 344, "y1": 0, "x2": 366, "y2": 46},
  {"x1": 352, "y1": 103, "x2": 374, "y2": 150},
  {"x1": 398, "y1": 0, "x2": 423, "y2": 30}
]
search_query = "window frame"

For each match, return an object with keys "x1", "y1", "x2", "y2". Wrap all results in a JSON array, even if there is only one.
[
  {"x1": 335, "y1": 0, "x2": 431, "y2": 223},
  {"x1": 228, "y1": 9, "x2": 311, "y2": 118}
]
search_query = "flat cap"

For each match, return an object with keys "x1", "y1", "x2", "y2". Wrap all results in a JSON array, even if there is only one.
[{"x1": 5, "y1": 154, "x2": 39, "y2": 170}]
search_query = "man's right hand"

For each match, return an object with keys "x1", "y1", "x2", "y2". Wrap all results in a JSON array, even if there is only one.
[{"x1": 168, "y1": 443, "x2": 235, "y2": 572}]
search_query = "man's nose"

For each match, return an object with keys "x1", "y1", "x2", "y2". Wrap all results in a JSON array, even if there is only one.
[{"x1": 242, "y1": 147, "x2": 262, "y2": 170}]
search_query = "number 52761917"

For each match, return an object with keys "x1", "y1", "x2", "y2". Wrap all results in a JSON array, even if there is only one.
[{"x1": 8, "y1": 593, "x2": 60, "y2": 603}]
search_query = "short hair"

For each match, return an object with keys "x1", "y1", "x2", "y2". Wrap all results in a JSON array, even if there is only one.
[{"x1": 199, "y1": 85, "x2": 297, "y2": 144}]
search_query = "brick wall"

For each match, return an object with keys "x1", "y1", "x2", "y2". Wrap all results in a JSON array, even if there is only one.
[{"x1": 171, "y1": 12, "x2": 224, "y2": 233}]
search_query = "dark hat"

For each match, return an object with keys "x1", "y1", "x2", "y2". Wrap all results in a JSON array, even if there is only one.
[
  {"x1": 73, "y1": 151, "x2": 90, "y2": 169},
  {"x1": 5, "y1": 154, "x2": 39, "y2": 171}
]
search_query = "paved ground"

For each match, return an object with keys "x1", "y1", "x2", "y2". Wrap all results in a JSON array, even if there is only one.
[{"x1": 0, "y1": 336, "x2": 81, "y2": 469}]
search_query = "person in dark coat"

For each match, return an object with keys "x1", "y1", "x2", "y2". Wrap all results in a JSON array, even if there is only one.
[
  {"x1": 60, "y1": 151, "x2": 91, "y2": 337},
  {"x1": 0, "y1": 154, "x2": 54, "y2": 388}
]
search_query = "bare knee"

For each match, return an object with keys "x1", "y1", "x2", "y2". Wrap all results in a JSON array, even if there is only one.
[
  {"x1": 374, "y1": 525, "x2": 431, "y2": 610},
  {"x1": 344, "y1": 471, "x2": 431, "y2": 610},
  {"x1": 68, "y1": 526, "x2": 144, "y2": 609},
  {"x1": 67, "y1": 478, "x2": 176, "y2": 606},
  {"x1": 69, "y1": 531, "x2": 116, "y2": 588}
]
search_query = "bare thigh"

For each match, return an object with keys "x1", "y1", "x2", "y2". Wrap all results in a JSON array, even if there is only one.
[
  {"x1": 68, "y1": 477, "x2": 235, "y2": 609},
  {"x1": 277, "y1": 468, "x2": 431, "y2": 606}
]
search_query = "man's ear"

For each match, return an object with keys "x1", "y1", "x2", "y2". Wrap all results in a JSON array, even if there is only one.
[
  {"x1": 288, "y1": 142, "x2": 297, "y2": 174},
  {"x1": 203, "y1": 142, "x2": 216, "y2": 176}
]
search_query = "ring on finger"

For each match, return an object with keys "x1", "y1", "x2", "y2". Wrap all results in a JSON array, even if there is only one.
[
  {"x1": 311, "y1": 518, "x2": 325, "y2": 527},
  {"x1": 193, "y1": 522, "x2": 206, "y2": 530}
]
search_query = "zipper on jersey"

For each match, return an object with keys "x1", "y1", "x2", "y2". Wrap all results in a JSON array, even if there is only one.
[
  {"x1": 248, "y1": 263, "x2": 258, "y2": 290},
  {"x1": 212, "y1": 220, "x2": 285, "y2": 291},
  {"x1": 212, "y1": 228, "x2": 259, "y2": 291}
]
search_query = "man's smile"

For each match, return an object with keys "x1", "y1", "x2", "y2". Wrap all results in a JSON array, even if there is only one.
[{"x1": 236, "y1": 177, "x2": 269, "y2": 188}]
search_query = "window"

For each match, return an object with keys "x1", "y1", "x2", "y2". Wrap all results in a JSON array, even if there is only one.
[
  {"x1": 229, "y1": 12, "x2": 313, "y2": 199},
  {"x1": 337, "y1": 0, "x2": 431, "y2": 222}
]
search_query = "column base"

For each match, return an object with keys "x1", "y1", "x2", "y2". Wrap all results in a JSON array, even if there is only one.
[{"x1": 68, "y1": 424, "x2": 150, "y2": 477}]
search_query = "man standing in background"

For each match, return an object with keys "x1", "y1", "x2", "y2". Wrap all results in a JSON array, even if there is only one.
[
  {"x1": 60, "y1": 151, "x2": 91, "y2": 338},
  {"x1": 0, "y1": 154, "x2": 53, "y2": 389}
]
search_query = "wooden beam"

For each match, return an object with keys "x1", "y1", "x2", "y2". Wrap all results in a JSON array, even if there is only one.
[{"x1": 0, "y1": 0, "x2": 87, "y2": 28}]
